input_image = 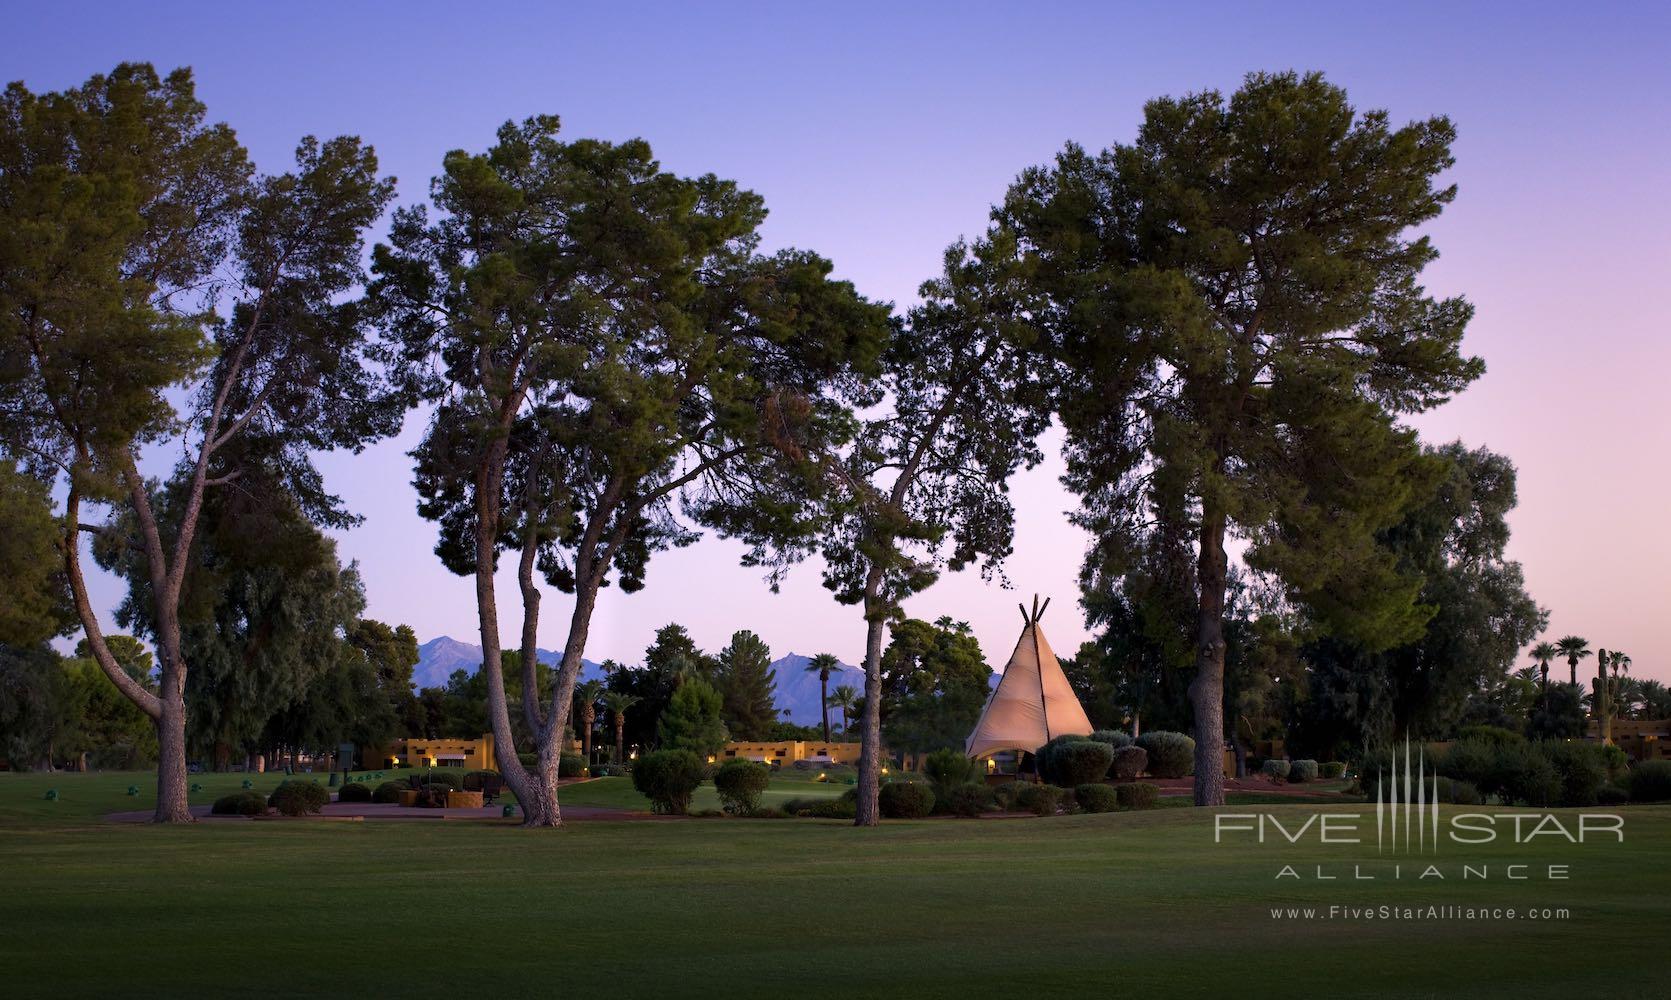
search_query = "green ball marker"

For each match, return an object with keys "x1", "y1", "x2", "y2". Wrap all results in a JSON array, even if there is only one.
[
  {"x1": 44, "y1": 788, "x2": 58, "y2": 801},
  {"x1": 501, "y1": 804, "x2": 515, "y2": 818},
  {"x1": 190, "y1": 782, "x2": 203, "y2": 793},
  {"x1": 127, "y1": 785, "x2": 139, "y2": 796},
  {"x1": 241, "y1": 779, "x2": 253, "y2": 789}
]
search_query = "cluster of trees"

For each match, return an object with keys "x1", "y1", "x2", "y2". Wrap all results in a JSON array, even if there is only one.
[{"x1": 3, "y1": 64, "x2": 1534, "y2": 822}]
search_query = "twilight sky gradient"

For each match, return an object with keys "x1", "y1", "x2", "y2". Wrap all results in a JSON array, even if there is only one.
[{"x1": 7, "y1": 3, "x2": 1668, "y2": 680}]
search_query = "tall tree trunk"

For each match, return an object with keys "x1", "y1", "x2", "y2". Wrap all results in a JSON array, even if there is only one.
[
  {"x1": 1189, "y1": 503, "x2": 1229, "y2": 807},
  {"x1": 854, "y1": 597, "x2": 887, "y2": 827},
  {"x1": 1569, "y1": 657, "x2": 1577, "y2": 687},
  {"x1": 614, "y1": 717, "x2": 625, "y2": 764},
  {"x1": 1597, "y1": 651, "x2": 1612, "y2": 744},
  {"x1": 821, "y1": 674, "x2": 830, "y2": 743},
  {"x1": 581, "y1": 709, "x2": 593, "y2": 760},
  {"x1": 154, "y1": 694, "x2": 192, "y2": 822}
]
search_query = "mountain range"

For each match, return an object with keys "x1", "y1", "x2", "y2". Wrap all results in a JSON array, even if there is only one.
[{"x1": 415, "y1": 636, "x2": 863, "y2": 729}]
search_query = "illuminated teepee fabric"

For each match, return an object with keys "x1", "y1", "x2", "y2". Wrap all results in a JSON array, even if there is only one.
[{"x1": 965, "y1": 596, "x2": 1094, "y2": 759}]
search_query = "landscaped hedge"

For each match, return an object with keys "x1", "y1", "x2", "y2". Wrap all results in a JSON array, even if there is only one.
[
  {"x1": 784, "y1": 795, "x2": 856, "y2": 819},
  {"x1": 631, "y1": 749, "x2": 705, "y2": 814},
  {"x1": 943, "y1": 782, "x2": 994, "y2": 817},
  {"x1": 1629, "y1": 760, "x2": 1671, "y2": 803},
  {"x1": 1075, "y1": 783, "x2": 1120, "y2": 813},
  {"x1": 1432, "y1": 776, "x2": 1482, "y2": 805},
  {"x1": 923, "y1": 748, "x2": 977, "y2": 801},
  {"x1": 1110, "y1": 745, "x2": 1147, "y2": 781},
  {"x1": 713, "y1": 759, "x2": 771, "y2": 815},
  {"x1": 1319, "y1": 761, "x2": 1347, "y2": 779},
  {"x1": 1135, "y1": 731, "x2": 1194, "y2": 778},
  {"x1": 1015, "y1": 783, "x2": 1064, "y2": 817},
  {"x1": 1288, "y1": 759, "x2": 1319, "y2": 783},
  {"x1": 1541, "y1": 742, "x2": 1609, "y2": 807},
  {"x1": 1089, "y1": 729, "x2": 1134, "y2": 750},
  {"x1": 268, "y1": 780, "x2": 329, "y2": 816},
  {"x1": 211, "y1": 790, "x2": 268, "y2": 816},
  {"x1": 559, "y1": 752, "x2": 587, "y2": 778},
  {"x1": 992, "y1": 782, "x2": 1025, "y2": 812},
  {"x1": 462, "y1": 770, "x2": 501, "y2": 791},
  {"x1": 372, "y1": 781, "x2": 407, "y2": 804},
  {"x1": 1260, "y1": 759, "x2": 1291, "y2": 783},
  {"x1": 878, "y1": 781, "x2": 935, "y2": 819},
  {"x1": 405, "y1": 770, "x2": 463, "y2": 791},
  {"x1": 336, "y1": 781, "x2": 373, "y2": 803},
  {"x1": 1115, "y1": 782, "x2": 1160, "y2": 810},
  {"x1": 1042, "y1": 740, "x2": 1115, "y2": 787}
]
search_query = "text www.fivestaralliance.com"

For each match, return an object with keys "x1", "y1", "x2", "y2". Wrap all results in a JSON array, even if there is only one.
[{"x1": 1269, "y1": 905, "x2": 1570, "y2": 921}]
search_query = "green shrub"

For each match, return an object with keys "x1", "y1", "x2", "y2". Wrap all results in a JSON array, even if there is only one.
[
  {"x1": 1042, "y1": 740, "x2": 1115, "y2": 787},
  {"x1": 1135, "y1": 731, "x2": 1194, "y2": 778},
  {"x1": 1597, "y1": 784, "x2": 1630, "y2": 806},
  {"x1": 405, "y1": 770, "x2": 462, "y2": 791},
  {"x1": 1260, "y1": 759, "x2": 1291, "y2": 783},
  {"x1": 944, "y1": 782, "x2": 995, "y2": 817},
  {"x1": 211, "y1": 790, "x2": 267, "y2": 816},
  {"x1": 1075, "y1": 783, "x2": 1120, "y2": 813},
  {"x1": 1601, "y1": 744, "x2": 1628, "y2": 780},
  {"x1": 1539, "y1": 741, "x2": 1608, "y2": 807},
  {"x1": 267, "y1": 780, "x2": 329, "y2": 816},
  {"x1": 631, "y1": 749, "x2": 705, "y2": 814},
  {"x1": 878, "y1": 781, "x2": 935, "y2": 819},
  {"x1": 1319, "y1": 761, "x2": 1346, "y2": 779},
  {"x1": 1629, "y1": 760, "x2": 1671, "y2": 803},
  {"x1": 1015, "y1": 783, "x2": 1065, "y2": 816},
  {"x1": 559, "y1": 752, "x2": 587, "y2": 778},
  {"x1": 1034, "y1": 734, "x2": 1090, "y2": 781},
  {"x1": 713, "y1": 759, "x2": 771, "y2": 815},
  {"x1": 1456, "y1": 725, "x2": 1524, "y2": 747},
  {"x1": 462, "y1": 770, "x2": 501, "y2": 791},
  {"x1": 923, "y1": 748, "x2": 977, "y2": 801},
  {"x1": 1089, "y1": 729, "x2": 1133, "y2": 749},
  {"x1": 784, "y1": 796, "x2": 856, "y2": 819},
  {"x1": 1115, "y1": 782, "x2": 1160, "y2": 810},
  {"x1": 517, "y1": 752, "x2": 537, "y2": 768},
  {"x1": 1437, "y1": 739, "x2": 1497, "y2": 791},
  {"x1": 1110, "y1": 745, "x2": 1147, "y2": 780},
  {"x1": 1491, "y1": 742, "x2": 1560, "y2": 807},
  {"x1": 1288, "y1": 759, "x2": 1319, "y2": 783},
  {"x1": 992, "y1": 782, "x2": 1026, "y2": 811},
  {"x1": 372, "y1": 781, "x2": 406, "y2": 804},
  {"x1": 1432, "y1": 776, "x2": 1482, "y2": 805},
  {"x1": 337, "y1": 781, "x2": 373, "y2": 803}
]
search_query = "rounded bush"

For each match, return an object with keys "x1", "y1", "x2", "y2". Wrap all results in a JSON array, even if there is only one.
[
  {"x1": 878, "y1": 781, "x2": 935, "y2": 819},
  {"x1": 1438, "y1": 739, "x2": 1497, "y2": 791},
  {"x1": 1492, "y1": 743, "x2": 1561, "y2": 807},
  {"x1": 1034, "y1": 735, "x2": 1091, "y2": 781},
  {"x1": 372, "y1": 781, "x2": 407, "y2": 804},
  {"x1": 991, "y1": 782, "x2": 1025, "y2": 812},
  {"x1": 631, "y1": 749, "x2": 705, "y2": 815},
  {"x1": 1108, "y1": 745, "x2": 1148, "y2": 781},
  {"x1": 1433, "y1": 777, "x2": 1482, "y2": 806},
  {"x1": 267, "y1": 780, "x2": 329, "y2": 816},
  {"x1": 1115, "y1": 782, "x2": 1160, "y2": 810},
  {"x1": 337, "y1": 781, "x2": 373, "y2": 803},
  {"x1": 211, "y1": 790, "x2": 267, "y2": 816},
  {"x1": 1075, "y1": 783, "x2": 1120, "y2": 813},
  {"x1": 923, "y1": 748, "x2": 977, "y2": 798},
  {"x1": 1319, "y1": 761, "x2": 1347, "y2": 779},
  {"x1": 1597, "y1": 784, "x2": 1630, "y2": 806},
  {"x1": 1015, "y1": 783, "x2": 1065, "y2": 816},
  {"x1": 1088, "y1": 729, "x2": 1134, "y2": 750},
  {"x1": 1135, "y1": 731, "x2": 1194, "y2": 778},
  {"x1": 942, "y1": 782, "x2": 995, "y2": 817},
  {"x1": 1539, "y1": 741, "x2": 1608, "y2": 807},
  {"x1": 405, "y1": 770, "x2": 462, "y2": 791},
  {"x1": 559, "y1": 752, "x2": 587, "y2": 778},
  {"x1": 462, "y1": 770, "x2": 501, "y2": 791},
  {"x1": 1288, "y1": 759, "x2": 1319, "y2": 783},
  {"x1": 1629, "y1": 760, "x2": 1671, "y2": 803},
  {"x1": 714, "y1": 759, "x2": 771, "y2": 815},
  {"x1": 1261, "y1": 759, "x2": 1291, "y2": 783},
  {"x1": 1043, "y1": 740, "x2": 1115, "y2": 787}
]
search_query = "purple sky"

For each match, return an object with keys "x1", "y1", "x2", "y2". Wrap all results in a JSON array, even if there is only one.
[{"x1": 8, "y1": 3, "x2": 1668, "y2": 681}]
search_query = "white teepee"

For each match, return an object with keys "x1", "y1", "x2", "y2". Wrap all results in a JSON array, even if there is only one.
[{"x1": 965, "y1": 596, "x2": 1094, "y2": 759}]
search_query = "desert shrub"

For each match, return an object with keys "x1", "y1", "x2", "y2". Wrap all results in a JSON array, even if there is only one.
[
  {"x1": 991, "y1": 782, "x2": 1026, "y2": 811},
  {"x1": 1261, "y1": 759, "x2": 1291, "y2": 783},
  {"x1": 1432, "y1": 776, "x2": 1482, "y2": 805},
  {"x1": 1456, "y1": 725, "x2": 1524, "y2": 747},
  {"x1": 1601, "y1": 744, "x2": 1628, "y2": 780},
  {"x1": 1539, "y1": 741, "x2": 1608, "y2": 807},
  {"x1": 878, "y1": 781, "x2": 935, "y2": 819},
  {"x1": 1438, "y1": 739, "x2": 1497, "y2": 791},
  {"x1": 1110, "y1": 745, "x2": 1148, "y2": 781},
  {"x1": 267, "y1": 780, "x2": 329, "y2": 816},
  {"x1": 1115, "y1": 782, "x2": 1160, "y2": 810},
  {"x1": 1075, "y1": 783, "x2": 1120, "y2": 814},
  {"x1": 1491, "y1": 742, "x2": 1561, "y2": 807},
  {"x1": 923, "y1": 748, "x2": 977, "y2": 801},
  {"x1": 336, "y1": 781, "x2": 373, "y2": 803},
  {"x1": 1135, "y1": 731, "x2": 1194, "y2": 778},
  {"x1": 631, "y1": 749, "x2": 705, "y2": 814},
  {"x1": 1629, "y1": 760, "x2": 1671, "y2": 803},
  {"x1": 1016, "y1": 783, "x2": 1065, "y2": 817},
  {"x1": 1042, "y1": 740, "x2": 1115, "y2": 787},
  {"x1": 211, "y1": 790, "x2": 267, "y2": 816},
  {"x1": 462, "y1": 770, "x2": 501, "y2": 791},
  {"x1": 559, "y1": 752, "x2": 587, "y2": 778},
  {"x1": 713, "y1": 759, "x2": 771, "y2": 815},
  {"x1": 1288, "y1": 759, "x2": 1319, "y2": 783},
  {"x1": 944, "y1": 783, "x2": 995, "y2": 817},
  {"x1": 1319, "y1": 762, "x2": 1347, "y2": 779},
  {"x1": 372, "y1": 781, "x2": 407, "y2": 804},
  {"x1": 1089, "y1": 729, "x2": 1133, "y2": 750},
  {"x1": 1597, "y1": 784, "x2": 1630, "y2": 806},
  {"x1": 406, "y1": 770, "x2": 462, "y2": 791}
]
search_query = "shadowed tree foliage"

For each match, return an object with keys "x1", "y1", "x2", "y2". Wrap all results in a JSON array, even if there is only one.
[
  {"x1": 657, "y1": 677, "x2": 727, "y2": 757},
  {"x1": 877, "y1": 617, "x2": 993, "y2": 757},
  {"x1": 716, "y1": 630, "x2": 777, "y2": 740},
  {"x1": 0, "y1": 461, "x2": 73, "y2": 645},
  {"x1": 372, "y1": 115, "x2": 887, "y2": 825},
  {"x1": 999, "y1": 71, "x2": 1483, "y2": 804},
  {"x1": 0, "y1": 64, "x2": 397, "y2": 819}
]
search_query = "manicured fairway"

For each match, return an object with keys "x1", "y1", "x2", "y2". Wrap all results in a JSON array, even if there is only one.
[{"x1": 1, "y1": 773, "x2": 1665, "y2": 999}]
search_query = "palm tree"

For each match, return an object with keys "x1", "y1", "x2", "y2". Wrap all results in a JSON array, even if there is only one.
[
  {"x1": 1637, "y1": 679, "x2": 1671, "y2": 721},
  {"x1": 575, "y1": 680, "x2": 605, "y2": 762},
  {"x1": 1529, "y1": 641, "x2": 1558, "y2": 691},
  {"x1": 1554, "y1": 635, "x2": 1591, "y2": 686},
  {"x1": 807, "y1": 653, "x2": 839, "y2": 742},
  {"x1": 600, "y1": 691, "x2": 642, "y2": 765},
  {"x1": 828, "y1": 684, "x2": 861, "y2": 734}
]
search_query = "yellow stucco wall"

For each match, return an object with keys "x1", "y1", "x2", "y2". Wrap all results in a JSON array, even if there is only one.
[
  {"x1": 362, "y1": 735, "x2": 496, "y2": 771},
  {"x1": 718, "y1": 740, "x2": 864, "y2": 765}
]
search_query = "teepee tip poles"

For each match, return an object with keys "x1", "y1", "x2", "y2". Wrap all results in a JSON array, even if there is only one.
[{"x1": 1019, "y1": 594, "x2": 1051, "y2": 626}]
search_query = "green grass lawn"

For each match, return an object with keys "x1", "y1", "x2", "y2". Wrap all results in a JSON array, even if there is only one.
[{"x1": 1, "y1": 771, "x2": 1665, "y2": 998}]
